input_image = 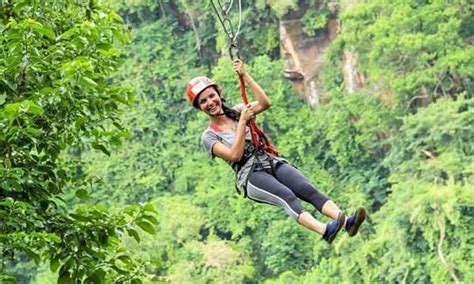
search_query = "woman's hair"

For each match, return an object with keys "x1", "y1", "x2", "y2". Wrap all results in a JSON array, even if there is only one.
[
  {"x1": 222, "y1": 102, "x2": 240, "y2": 121},
  {"x1": 214, "y1": 87, "x2": 240, "y2": 121}
]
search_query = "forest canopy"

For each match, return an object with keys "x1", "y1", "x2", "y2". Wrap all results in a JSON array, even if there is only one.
[{"x1": 1, "y1": 0, "x2": 473, "y2": 283}]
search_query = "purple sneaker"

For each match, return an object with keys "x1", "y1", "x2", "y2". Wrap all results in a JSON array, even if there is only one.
[
  {"x1": 345, "y1": 207, "x2": 367, "y2": 237},
  {"x1": 322, "y1": 212, "x2": 345, "y2": 244}
]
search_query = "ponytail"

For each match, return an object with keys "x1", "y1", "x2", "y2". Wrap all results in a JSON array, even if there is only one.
[{"x1": 222, "y1": 104, "x2": 240, "y2": 122}]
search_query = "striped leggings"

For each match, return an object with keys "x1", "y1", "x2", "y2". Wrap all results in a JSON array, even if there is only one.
[{"x1": 246, "y1": 161, "x2": 329, "y2": 220}]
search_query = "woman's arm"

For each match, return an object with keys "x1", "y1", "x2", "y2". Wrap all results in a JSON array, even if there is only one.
[
  {"x1": 212, "y1": 105, "x2": 254, "y2": 162},
  {"x1": 233, "y1": 59, "x2": 272, "y2": 115}
]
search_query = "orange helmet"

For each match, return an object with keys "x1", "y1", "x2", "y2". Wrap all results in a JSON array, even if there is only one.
[{"x1": 186, "y1": 76, "x2": 219, "y2": 108}]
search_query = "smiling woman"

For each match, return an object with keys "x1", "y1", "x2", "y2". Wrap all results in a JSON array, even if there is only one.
[{"x1": 186, "y1": 59, "x2": 366, "y2": 244}]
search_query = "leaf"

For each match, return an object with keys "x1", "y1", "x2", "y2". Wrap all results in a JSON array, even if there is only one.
[
  {"x1": 12, "y1": 2, "x2": 29, "y2": 14},
  {"x1": 143, "y1": 202, "x2": 158, "y2": 214},
  {"x1": 0, "y1": 93, "x2": 6, "y2": 105},
  {"x1": 81, "y1": 77, "x2": 99, "y2": 87},
  {"x1": 112, "y1": 121, "x2": 124, "y2": 130},
  {"x1": 141, "y1": 214, "x2": 158, "y2": 225},
  {"x1": 25, "y1": 127, "x2": 41, "y2": 136},
  {"x1": 49, "y1": 234, "x2": 62, "y2": 243},
  {"x1": 0, "y1": 274, "x2": 17, "y2": 283},
  {"x1": 3, "y1": 102, "x2": 21, "y2": 119},
  {"x1": 50, "y1": 258, "x2": 60, "y2": 272},
  {"x1": 136, "y1": 221, "x2": 155, "y2": 235},
  {"x1": 97, "y1": 43, "x2": 113, "y2": 50},
  {"x1": 111, "y1": 264, "x2": 128, "y2": 274},
  {"x1": 108, "y1": 12, "x2": 124, "y2": 23},
  {"x1": 127, "y1": 228, "x2": 140, "y2": 243},
  {"x1": 33, "y1": 25, "x2": 56, "y2": 40},
  {"x1": 112, "y1": 28, "x2": 128, "y2": 43},
  {"x1": 92, "y1": 142, "x2": 111, "y2": 156},
  {"x1": 23, "y1": 248, "x2": 40, "y2": 264},
  {"x1": 1, "y1": 79, "x2": 16, "y2": 92},
  {"x1": 69, "y1": 213, "x2": 90, "y2": 222},
  {"x1": 4, "y1": 158, "x2": 12, "y2": 168},
  {"x1": 116, "y1": 254, "x2": 133, "y2": 266},
  {"x1": 50, "y1": 196, "x2": 67, "y2": 210},
  {"x1": 58, "y1": 270, "x2": 73, "y2": 284},
  {"x1": 58, "y1": 27, "x2": 77, "y2": 40},
  {"x1": 23, "y1": 100, "x2": 44, "y2": 115},
  {"x1": 85, "y1": 269, "x2": 106, "y2": 283},
  {"x1": 0, "y1": 197, "x2": 14, "y2": 206},
  {"x1": 131, "y1": 278, "x2": 142, "y2": 284},
  {"x1": 75, "y1": 189, "x2": 89, "y2": 200},
  {"x1": 124, "y1": 204, "x2": 139, "y2": 216}
]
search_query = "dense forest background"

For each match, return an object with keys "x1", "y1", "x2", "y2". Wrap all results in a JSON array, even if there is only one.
[{"x1": 1, "y1": 0, "x2": 473, "y2": 283}]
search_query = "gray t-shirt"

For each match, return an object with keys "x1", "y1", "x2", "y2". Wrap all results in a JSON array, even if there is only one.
[
  {"x1": 201, "y1": 104, "x2": 283, "y2": 194},
  {"x1": 201, "y1": 103, "x2": 250, "y2": 159}
]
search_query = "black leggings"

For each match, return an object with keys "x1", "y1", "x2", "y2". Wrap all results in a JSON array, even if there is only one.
[{"x1": 246, "y1": 162, "x2": 329, "y2": 220}]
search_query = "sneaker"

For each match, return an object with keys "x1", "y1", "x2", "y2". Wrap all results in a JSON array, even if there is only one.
[
  {"x1": 322, "y1": 212, "x2": 345, "y2": 244},
  {"x1": 345, "y1": 207, "x2": 367, "y2": 237}
]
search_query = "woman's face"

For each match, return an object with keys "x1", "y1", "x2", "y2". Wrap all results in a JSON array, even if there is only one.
[{"x1": 197, "y1": 87, "x2": 222, "y2": 116}]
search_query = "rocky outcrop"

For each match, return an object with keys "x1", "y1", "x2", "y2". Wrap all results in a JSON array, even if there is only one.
[
  {"x1": 280, "y1": 8, "x2": 365, "y2": 108},
  {"x1": 342, "y1": 50, "x2": 366, "y2": 93}
]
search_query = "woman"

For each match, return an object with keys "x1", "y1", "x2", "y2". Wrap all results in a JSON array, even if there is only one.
[{"x1": 186, "y1": 59, "x2": 366, "y2": 244}]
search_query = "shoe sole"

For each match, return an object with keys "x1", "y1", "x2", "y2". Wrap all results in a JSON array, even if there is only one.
[
  {"x1": 326, "y1": 212, "x2": 345, "y2": 244},
  {"x1": 348, "y1": 207, "x2": 367, "y2": 237}
]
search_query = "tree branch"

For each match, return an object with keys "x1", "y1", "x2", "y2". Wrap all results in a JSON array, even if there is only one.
[
  {"x1": 187, "y1": 11, "x2": 201, "y2": 53},
  {"x1": 422, "y1": 149, "x2": 435, "y2": 159},
  {"x1": 434, "y1": 209, "x2": 460, "y2": 284}
]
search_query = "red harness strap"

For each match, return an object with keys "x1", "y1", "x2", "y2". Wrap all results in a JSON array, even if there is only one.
[{"x1": 238, "y1": 74, "x2": 279, "y2": 156}]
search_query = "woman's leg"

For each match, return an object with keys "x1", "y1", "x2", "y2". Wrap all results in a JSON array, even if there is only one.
[
  {"x1": 273, "y1": 162, "x2": 342, "y2": 220},
  {"x1": 297, "y1": 212, "x2": 326, "y2": 235},
  {"x1": 321, "y1": 200, "x2": 344, "y2": 220},
  {"x1": 273, "y1": 162, "x2": 367, "y2": 236},
  {"x1": 247, "y1": 170, "x2": 325, "y2": 234},
  {"x1": 247, "y1": 170, "x2": 344, "y2": 242}
]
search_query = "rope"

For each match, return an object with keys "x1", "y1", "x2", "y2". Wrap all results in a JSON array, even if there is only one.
[{"x1": 237, "y1": 74, "x2": 279, "y2": 156}]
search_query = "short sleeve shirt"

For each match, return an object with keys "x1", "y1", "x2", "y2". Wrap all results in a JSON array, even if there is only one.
[
  {"x1": 201, "y1": 104, "x2": 252, "y2": 172},
  {"x1": 201, "y1": 104, "x2": 285, "y2": 194}
]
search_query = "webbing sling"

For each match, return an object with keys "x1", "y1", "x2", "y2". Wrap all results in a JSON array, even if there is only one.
[{"x1": 238, "y1": 74, "x2": 279, "y2": 157}]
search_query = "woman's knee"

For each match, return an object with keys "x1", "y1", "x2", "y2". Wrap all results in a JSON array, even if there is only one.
[
  {"x1": 293, "y1": 180, "x2": 321, "y2": 197},
  {"x1": 282, "y1": 194, "x2": 304, "y2": 218},
  {"x1": 296, "y1": 182, "x2": 329, "y2": 211}
]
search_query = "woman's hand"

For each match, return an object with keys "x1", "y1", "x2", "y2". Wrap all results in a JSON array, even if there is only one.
[
  {"x1": 233, "y1": 58, "x2": 246, "y2": 76},
  {"x1": 240, "y1": 104, "x2": 255, "y2": 122}
]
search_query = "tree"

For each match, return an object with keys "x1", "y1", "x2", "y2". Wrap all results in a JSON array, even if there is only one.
[
  {"x1": 339, "y1": 0, "x2": 473, "y2": 110},
  {"x1": 0, "y1": 1, "x2": 156, "y2": 282}
]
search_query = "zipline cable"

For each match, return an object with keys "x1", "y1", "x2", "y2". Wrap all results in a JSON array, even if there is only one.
[
  {"x1": 225, "y1": 0, "x2": 234, "y2": 16},
  {"x1": 210, "y1": 0, "x2": 242, "y2": 59}
]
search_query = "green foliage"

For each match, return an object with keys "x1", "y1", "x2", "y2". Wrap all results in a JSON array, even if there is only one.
[
  {"x1": 298, "y1": 96, "x2": 474, "y2": 283},
  {"x1": 119, "y1": 197, "x2": 256, "y2": 282},
  {"x1": 81, "y1": 18, "x2": 204, "y2": 205},
  {"x1": 302, "y1": 9, "x2": 329, "y2": 37},
  {"x1": 261, "y1": 220, "x2": 315, "y2": 275},
  {"x1": 0, "y1": 0, "x2": 157, "y2": 282},
  {"x1": 340, "y1": 0, "x2": 474, "y2": 110},
  {"x1": 386, "y1": 95, "x2": 474, "y2": 184},
  {"x1": 256, "y1": 0, "x2": 299, "y2": 18},
  {"x1": 26, "y1": 0, "x2": 473, "y2": 283}
]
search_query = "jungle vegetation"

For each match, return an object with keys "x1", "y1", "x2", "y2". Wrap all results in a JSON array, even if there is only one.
[{"x1": 1, "y1": 0, "x2": 473, "y2": 283}]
